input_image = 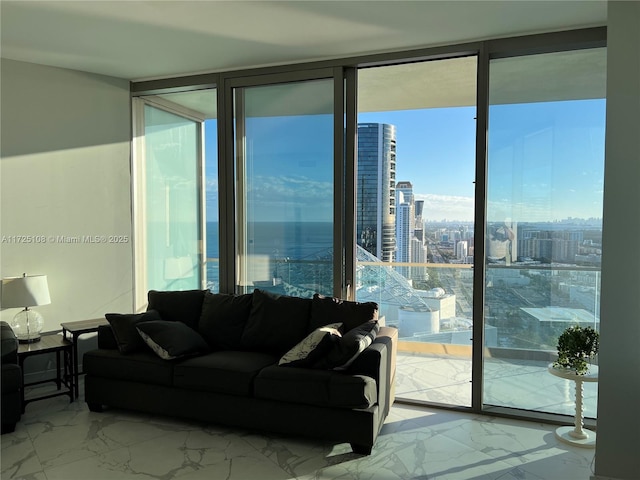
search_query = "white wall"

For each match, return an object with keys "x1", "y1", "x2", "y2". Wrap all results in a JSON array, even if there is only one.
[
  {"x1": 593, "y1": 2, "x2": 640, "y2": 479},
  {"x1": 0, "y1": 59, "x2": 134, "y2": 330}
]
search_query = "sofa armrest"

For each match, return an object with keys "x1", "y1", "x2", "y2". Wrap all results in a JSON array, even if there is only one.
[
  {"x1": 97, "y1": 325, "x2": 118, "y2": 350},
  {"x1": 1, "y1": 321, "x2": 18, "y2": 365},
  {"x1": 346, "y1": 326, "x2": 397, "y2": 412}
]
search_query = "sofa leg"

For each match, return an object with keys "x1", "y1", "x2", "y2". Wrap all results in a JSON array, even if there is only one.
[
  {"x1": 87, "y1": 402, "x2": 103, "y2": 413},
  {"x1": 350, "y1": 443, "x2": 372, "y2": 455}
]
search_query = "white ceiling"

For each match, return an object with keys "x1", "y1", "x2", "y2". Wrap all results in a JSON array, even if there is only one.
[{"x1": 0, "y1": 1, "x2": 607, "y2": 82}]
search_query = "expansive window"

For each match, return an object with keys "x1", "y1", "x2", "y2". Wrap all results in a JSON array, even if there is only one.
[
  {"x1": 231, "y1": 78, "x2": 335, "y2": 296},
  {"x1": 484, "y1": 48, "x2": 606, "y2": 417},
  {"x1": 356, "y1": 57, "x2": 477, "y2": 406},
  {"x1": 134, "y1": 89, "x2": 217, "y2": 300},
  {"x1": 132, "y1": 29, "x2": 606, "y2": 423}
]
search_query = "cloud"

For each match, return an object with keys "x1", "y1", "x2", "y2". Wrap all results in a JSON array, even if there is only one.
[{"x1": 414, "y1": 193, "x2": 474, "y2": 222}]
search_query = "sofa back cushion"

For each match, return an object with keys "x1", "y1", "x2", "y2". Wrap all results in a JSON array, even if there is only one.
[
  {"x1": 240, "y1": 289, "x2": 311, "y2": 355},
  {"x1": 309, "y1": 294, "x2": 378, "y2": 333},
  {"x1": 198, "y1": 292, "x2": 253, "y2": 350},
  {"x1": 147, "y1": 289, "x2": 206, "y2": 330}
]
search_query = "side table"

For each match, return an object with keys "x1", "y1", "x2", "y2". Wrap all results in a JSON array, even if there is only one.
[
  {"x1": 61, "y1": 318, "x2": 109, "y2": 398},
  {"x1": 17, "y1": 333, "x2": 73, "y2": 412},
  {"x1": 548, "y1": 363, "x2": 599, "y2": 448}
]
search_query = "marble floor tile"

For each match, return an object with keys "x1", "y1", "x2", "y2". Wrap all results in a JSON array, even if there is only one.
[{"x1": 1, "y1": 379, "x2": 596, "y2": 480}]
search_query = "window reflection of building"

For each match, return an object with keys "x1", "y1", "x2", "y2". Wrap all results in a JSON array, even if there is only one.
[{"x1": 487, "y1": 220, "x2": 516, "y2": 265}]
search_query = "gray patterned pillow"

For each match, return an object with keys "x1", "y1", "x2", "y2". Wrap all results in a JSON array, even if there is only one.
[{"x1": 279, "y1": 323, "x2": 342, "y2": 366}]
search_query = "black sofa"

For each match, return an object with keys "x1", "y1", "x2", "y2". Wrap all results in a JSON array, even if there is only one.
[
  {"x1": 1, "y1": 321, "x2": 22, "y2": 434},
  {"x1": 84, "y1": 289, "x2": 397, "y2": 454}
]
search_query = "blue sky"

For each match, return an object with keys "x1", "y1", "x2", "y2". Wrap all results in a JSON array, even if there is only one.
[{"x1": 205, "y1": 99, "x2": 605, "y2": 223}]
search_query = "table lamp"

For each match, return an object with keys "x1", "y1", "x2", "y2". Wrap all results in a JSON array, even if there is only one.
[{"x1": 1, "y1": 273, "x2": 51, "y2": 343}]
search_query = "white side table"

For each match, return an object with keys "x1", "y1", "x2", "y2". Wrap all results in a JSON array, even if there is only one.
[{"x1": 548, "y1": 364, "x2": 598, "y2": 448}]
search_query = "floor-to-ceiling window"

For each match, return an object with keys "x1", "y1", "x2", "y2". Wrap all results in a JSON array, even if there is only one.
[
  {"x1": 230, "y1": 76, "x2": 336, "y2": 296},
  {"x1": 133, "y1": 89, "x2": 217, "y2": 300},
  {"x1": 355, "y1": 57, "x2": 477, "y2": 406},
  {"x1": 483, "y1": 47, "x2": 606, "y2": 417}
]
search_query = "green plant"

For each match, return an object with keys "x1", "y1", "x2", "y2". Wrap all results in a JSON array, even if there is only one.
[{"x1": 554, "y1": 325, "x2": 600, "y2": 375}]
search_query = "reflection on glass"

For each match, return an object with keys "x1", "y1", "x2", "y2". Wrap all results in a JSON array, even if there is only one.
[
  {"x1": 144, "y1": 105, "x2": 200, "y2": 291},
  {"x1": 234, "y1": 79, "x2": 334, "y2": 297},
  {"x1": 484, "y1": 48, "x2": 606, "y2": 416}
]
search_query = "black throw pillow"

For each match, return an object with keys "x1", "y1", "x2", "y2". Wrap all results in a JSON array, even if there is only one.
[
  {"x1": 309, "y1": 294, "x2": 378, "y2": 333},
  {"x1": 105, "y1": 310, "x2": 162, "y2": 354},
  {"x1": 278, "y1": 323, "x2": 342, "y2": 367},
  {"x1": 147, "y1": 289, "x2": 206, "y2": 329},
  {"x1": 240, "y1": 289, "x2": 311, "y2": 354},
  {"x1": 198, "y1": 292, "x2": 253, "y2": 350},
  {"x1": 314, "y1": 320, "x2": 380, "y2": 370},
  {"x1": 136, "y1": 320, "x2": 209, "y2": 360}
]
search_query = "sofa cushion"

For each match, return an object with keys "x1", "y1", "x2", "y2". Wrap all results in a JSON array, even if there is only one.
[
  {"x1": 84, "y1": 348, "x2": 176, "y2": 386},
  {"x1": 240, "y1": 289, "x2": 312, "y2": 354},
  {"x1": 137, "y1": 321, "x2": 209, "y2": 360},
  {"x1": 105, "y1": 310, "x2": 162, "y2": 354},
  {"x1": 147, "y1": 289, "x2": 206, "y2": 330},
  {"x1": 279, "y1": 323, "x2": 342, "y2": 367},
  {"x1": 254, "y1": 365, "x2": 377, "y2": 409},
  {"x1": 316, "y1": 320, "x2": 380, "y2": 370},
  {"x1": 309, "y1": 294, "x2": 378, "y2": 333},
  {"x1": 198, "y1": 292, "x2": 252, "y2": 350},
  {"x1": 173, "y1": 350, "x2": 278, "y2": 396}
]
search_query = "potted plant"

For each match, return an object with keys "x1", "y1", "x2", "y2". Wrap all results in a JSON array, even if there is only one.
[{"x1": 553, "y1": 325, "x2": 600, "y2": 375}]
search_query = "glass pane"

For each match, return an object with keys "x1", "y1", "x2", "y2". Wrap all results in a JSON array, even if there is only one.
[
  {"x1": 356, "y1": 57, "x2": 477, "y2": 406},
  {"x1": 485, "y1": 48, "x2": 606, "y2": 417},
  {"x1": 144, "y1": 105, "x2": 200, "y2": 291},
  {"x1": 205, "y1": 116, "x2": 218, "y2": 293},
  {"x1": 234, "y1": 79, "x2": 334, "y2": 296},
  {"x1": 155, "y1": 89, "x2": 219, "y2": 293}
]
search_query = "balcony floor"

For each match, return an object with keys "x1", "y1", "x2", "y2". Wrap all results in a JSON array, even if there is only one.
[{"x1": 396, "y1": 352, "x2": 598, "y2": 419}]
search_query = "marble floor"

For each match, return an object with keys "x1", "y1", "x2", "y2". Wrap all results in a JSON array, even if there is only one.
[{"x1": 2, "y1": 378, "x2": 596, "y2": 480}]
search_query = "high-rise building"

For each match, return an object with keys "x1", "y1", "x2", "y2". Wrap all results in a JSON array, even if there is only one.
[
  {"x1": 456, "y1": 240, "x2": 468, "y2": 261},
  {"x1": 396, "y1": 191, "x2": 412, "y2": 278},
  {"x1": 414, "y1": 199, "x2": 424, "y2": 243},
  {"x1": 395, "y1": 182, "x2": 414, "y2": 278},
  {"x1": 357, "y1": 123, "x2": 396, "y2": 262}
]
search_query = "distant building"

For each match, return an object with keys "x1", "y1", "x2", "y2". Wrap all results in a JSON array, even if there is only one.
[
  {"x1": 396, "y1": 185, "x2": 414, "y2": 277},
  {"x1": 357, "y1": 123, "x2": 396, "y2": 262},
  {"x1": 456, "y1": 240, "x2": 468, "y2": 261}
]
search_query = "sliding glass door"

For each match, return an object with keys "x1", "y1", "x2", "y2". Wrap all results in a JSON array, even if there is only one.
[
  {"x1": 355, "y1": 57, "x2": 477, "y2": 406},
  {"x1": 484, "y1": 48, "x2": 606, "y2": 416},
  {"x1": 138, "y1": 101, "x2": 203, "y2": 293},
  {"x1": 230, "y1": 76, "x2": 337, "y2": 296}
]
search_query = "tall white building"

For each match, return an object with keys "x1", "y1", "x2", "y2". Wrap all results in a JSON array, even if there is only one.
[
  {"x1": 456, "y1": 240, "x2": 468, "y2": 261},
  {"x1": 395, "y1": 182, "x2": 414, "y2": 278}
]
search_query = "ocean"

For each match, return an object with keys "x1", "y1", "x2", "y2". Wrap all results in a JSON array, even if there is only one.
[{"x1": 205, "y1": 221, "x2": 333, "y2": 291}]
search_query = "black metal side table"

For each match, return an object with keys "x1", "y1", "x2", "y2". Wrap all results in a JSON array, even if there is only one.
[
  {"x1": 17, "y1": 333, "x2": 73, "y2": 412},
  {"x1": 61, "y1": 318, "x2": 108, "y2": 398}
]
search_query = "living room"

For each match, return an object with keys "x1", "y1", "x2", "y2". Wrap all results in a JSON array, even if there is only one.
[{"x1": 1, "y1": 2, "x2": 638, "y2": 479}]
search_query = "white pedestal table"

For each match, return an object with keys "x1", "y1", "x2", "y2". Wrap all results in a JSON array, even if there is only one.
[{"x1": 548, "y1": 364, "x2": 598, "y2": 448}]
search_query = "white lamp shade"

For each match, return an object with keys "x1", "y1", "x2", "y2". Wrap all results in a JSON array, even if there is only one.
[{"x1": 1, "y1": 275, "x2": 51, "y2": 308}]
